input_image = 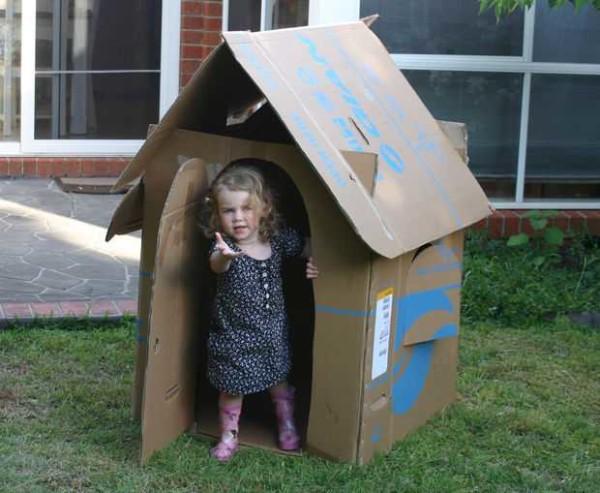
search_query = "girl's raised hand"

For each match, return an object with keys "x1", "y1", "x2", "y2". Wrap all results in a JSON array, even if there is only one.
[
  {"x1": 305, "y1": 256, "x2": 319, "y2": 279},
  {"x1": 215, "y1": 232, "x2": 244, "y2": 260}
]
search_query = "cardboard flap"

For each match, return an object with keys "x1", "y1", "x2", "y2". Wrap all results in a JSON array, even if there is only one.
[
  {"x1": 105, "y1": 181, "x2": 144, "y2": 241},
  {"x1": 141, "y1": 158, "x2": 211, "y2": 463},
  {"x1": 223, "y1": 23, "x2": 492, "y2": 257},
  {"x1": 114, "y1": 42, "x2": 230, "y2": 189},
  {"x1": 399, "y1": 239, "x2": 462, "y2": 347},
  {"x1": 341, "y1": 151, "x2": 378, "y2": 196}
]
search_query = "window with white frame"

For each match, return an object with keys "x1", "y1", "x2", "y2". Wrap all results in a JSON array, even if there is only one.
[
  {"x1": 0, "y1": 0, "x2": 180, "y2": 155},
  {"x1": 224, "y1": 0, "x2": 309, "y2": 31},
  {"x1": 0, "y1": 0, "x2": 21, "y2": 143},
  {"x1": 360, "y1": 0, "x2": 600, "y2": 207}
]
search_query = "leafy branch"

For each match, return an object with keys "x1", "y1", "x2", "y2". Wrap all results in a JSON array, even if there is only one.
[{"x1": 479, "y1": 0, "x2": 600, "y2": 17}]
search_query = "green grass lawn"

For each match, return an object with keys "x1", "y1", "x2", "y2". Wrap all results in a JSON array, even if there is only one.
[{"x1": 1, "y1": 318, "x2": 599, "y2": 493}]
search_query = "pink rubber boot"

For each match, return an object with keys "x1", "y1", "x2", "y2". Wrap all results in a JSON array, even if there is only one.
[
  {"x1": 271, "y1": 386, "x2": 300, "y2": 451},
  {"x1": 210, "y1": 401, "x2": 241, "y2": 462}
]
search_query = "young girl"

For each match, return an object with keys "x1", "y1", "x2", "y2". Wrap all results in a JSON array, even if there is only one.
[{"x1": 203, "y1": 163, "x2": 318, "y2": 462}]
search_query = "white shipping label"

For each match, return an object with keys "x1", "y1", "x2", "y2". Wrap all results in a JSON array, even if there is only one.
[{"x1": 371, "y1": 288, "x2": 393, "y2": 380}]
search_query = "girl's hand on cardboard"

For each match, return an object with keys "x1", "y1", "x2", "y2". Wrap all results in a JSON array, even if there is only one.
[
  {"x1": 215, "y1": 232, "x2": 244, "y2": 260},
  {"x1": 305, "y1": 257, "x2": 319, "y2": 279}
]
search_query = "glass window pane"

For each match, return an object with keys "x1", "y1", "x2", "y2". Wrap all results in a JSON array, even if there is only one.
[
  {"x1": 36, "y1": 0, "x2": 162, "y2": 71},
  {"x1": 266, "y1": 0, "x2": 308, "y2": 30},
  {"x1": 0, "y1": 0, "x2": 21, "y2": 142},
  {"x1": 533, "y1": 1, "x2": 600, "y2": 64},
  {"x1": 360, "y1": 0, "x2": 524, "y2": 56},
  {"x1": 228, "y1": 0, "x2": 261, "y2": 31},
  {"x1": 403, "y1": 70, "x2": 523, "y2": 200},
  {"x1": 525, "y1": 75, "x2": 600, "y2": 201},
  {"x1": 35, "y1": 73, "x2": 159, "y2": 139}
]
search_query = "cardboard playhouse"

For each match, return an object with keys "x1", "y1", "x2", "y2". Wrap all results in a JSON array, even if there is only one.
[{"x1": 106, "y1": 21, "x2": 492, "y2": 464}]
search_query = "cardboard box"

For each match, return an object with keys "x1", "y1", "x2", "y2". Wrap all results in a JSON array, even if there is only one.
[{"x1": 107, "y1": 22, "x2": 491, "y2": 464}]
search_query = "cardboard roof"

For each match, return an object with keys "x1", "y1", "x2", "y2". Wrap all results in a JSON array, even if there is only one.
[{"x1": 115, "y1": 22, "x2": 491, "y2": 258}]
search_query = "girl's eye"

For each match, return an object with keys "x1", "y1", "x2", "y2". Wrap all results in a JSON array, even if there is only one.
[{"x1": 243, "y1": 206, "x2": 252, "y2": 211}]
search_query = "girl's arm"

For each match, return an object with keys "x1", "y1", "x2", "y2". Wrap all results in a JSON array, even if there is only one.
[{"x1": 210, "y1": 232, "x2": 243, "y2": 273}]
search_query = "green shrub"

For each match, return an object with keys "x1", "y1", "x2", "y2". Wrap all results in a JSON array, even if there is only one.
[{"x1": 462, "y1": 230, "x2": 600, "y2": 327}]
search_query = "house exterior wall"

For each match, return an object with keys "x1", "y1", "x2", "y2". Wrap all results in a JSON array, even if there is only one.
[{"x1": 1, "y1": 0, "x2": 597, "y2": 235}]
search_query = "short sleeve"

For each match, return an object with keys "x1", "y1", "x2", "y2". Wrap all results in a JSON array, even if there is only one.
[{"x1": 277, "y1": 227, "x2": 304, "y2": 258}]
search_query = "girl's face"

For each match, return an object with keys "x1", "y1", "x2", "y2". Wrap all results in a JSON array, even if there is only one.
[{"x1": 216, "y1": 188, "x2": 264, "y2": 244}]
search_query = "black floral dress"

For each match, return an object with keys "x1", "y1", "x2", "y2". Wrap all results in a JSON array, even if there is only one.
[{"x1": 207, "y1": 228, "x2": 304, "y2": 395}]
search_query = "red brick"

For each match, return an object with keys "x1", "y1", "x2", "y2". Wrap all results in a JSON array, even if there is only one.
[
  {"x1": 31, "y1": 303, "x2": 62, "y2": 317},
  {"x1": 81, "y1": 159, "x2": 95, "y2": 176},
  {"x1": 182, "y1": 1, "x2": 204, "y2": 15},
  {"x1": 181, "y1": 59, "x2": 203, "y2": 74},
  {"x1": 115, "y1": 299, "x2": 137, "y2": 315},
  {"x1": 182, "y1": 30, "x2": 204, "y2": 44},
  {"x1": 545, "y1": 211, "x2": 569, "y2": 234},
  {"x1": 90, "y1": 300, "x2": 120, "y2": 316},
  {"x1": 203, "y1": 17, "x2": 222, "y2": 31},
  {"x1": 587, "y1": 218, "x2": 600, "y2": 236},
  {"x1": 81, "y1": 159, "x2": 110, "y2": 177},
  {"x1": 180, "y1": 72, "x2": 194, "y2": 87},
  {"x1": 8, "y1": 158, "x2": 23, "y2": 176},
  {"x1": 503, "y1": 211, "x2": 520, "y2": 237},
  {"x1": 23, "y1": 159, "x2": 37, "y2": 176},
  {"x1": 488, "y1": 214, "x2": 504, "y2": 238},
  {"x1": 2, "y1": 303, "x2": 33, "y2": 319},
  {"x1": 63, "y1": 159, "x2": 82, "y2": 177},
  {"x1": 518, "y1": 212, "x2": 535, "y2": 236},
  {"x1": 568, "y1": 211, "x2": 587, "y2": 234},
  {"x1": 182, "y1": 16, "x2": 205, "y2": 30},
  {"x1": 37, "y1": 158, "x2": 53, "y2": 177},
  {"x1": 51, "y1": 159, "x2": 68, "y2": 177},
  {"x1": 202, "y1": 31, "x2": 222, "y2": 46},
  {"x1": 202, "y1": 2, "x2": 222, "y2": 17},
  {"x1": 471, "y1": 218, "x2": 488, "y2": 230},
  {"x1": 109, "y1": 160, "x2": 128, "y2": 176},
  {"x1": 0, "y1": 160, "x2": 9, "y2": 176},
  {"x1": 59, "y1": 301, "x2": 90, "y2": 316},
  {"x1": 182, "y1": 44, "x2": 206, "y2": 60}
]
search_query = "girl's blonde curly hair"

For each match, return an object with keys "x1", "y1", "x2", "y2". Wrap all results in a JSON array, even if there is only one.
[{"x1": 200, "y1": 163, "x2": 280, "y2": 242}]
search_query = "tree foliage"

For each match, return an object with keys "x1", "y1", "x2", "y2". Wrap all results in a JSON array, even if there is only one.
[{"x1": 479, "y1": 0, "x2": 600, "y2": 17}]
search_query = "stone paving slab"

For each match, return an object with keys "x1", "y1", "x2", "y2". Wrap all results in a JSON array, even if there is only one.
[{"x1": 0, "y1": 179, "x2": 140, "y2": 324}]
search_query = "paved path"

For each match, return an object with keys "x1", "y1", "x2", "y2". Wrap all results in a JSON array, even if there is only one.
[{"x1": 0, "y1": 179, "x2": 140, "y2": 323}]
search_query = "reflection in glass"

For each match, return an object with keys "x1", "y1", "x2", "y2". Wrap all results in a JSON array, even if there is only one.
[
  {"x1": 0, "y1": 0, "x2": 21, "y2": 142},
  {"x1": 266, "y1": 0, "x2": 308, "y2": 30},
  {"x1": 403, "y1": 70, "x2": 523, "y2": 199},
  {"x1": 228, "y1": 0, "x2": 261, "y2": 31},
  {"x1": 35, "y1": 73, "x2": 159, "y2": 139},
  {"x1": 360, "y1": 0, "x2": 523, "y2": 55},
  {"x1": 35, "y1": 0, "x2": 161, "y2": 71},
  {"x1": 34, "y1": 0, "x2": 162, "y2": 140},
  {"x1": 533, "y1": 1, "x2": 600, "y2": 64},
  {"x1": 525, "y1": 75, "x2": 600, "y2": 200}
]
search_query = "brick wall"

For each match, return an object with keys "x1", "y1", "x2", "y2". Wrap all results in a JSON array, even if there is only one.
[
  {"x1": 472, "y1": 210, "x2": 600, "y2": 238},
  {"x1": 180, "y1": 0, "x2": 223, "y2": 88},
  {"x1": 2, "y1": 1, "x2": 598, "y2": 237}
]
